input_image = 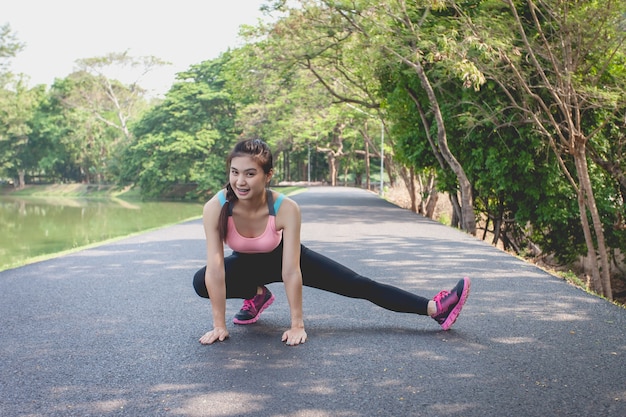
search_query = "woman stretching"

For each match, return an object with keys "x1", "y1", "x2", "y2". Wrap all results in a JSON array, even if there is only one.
[{"x1": 193, "y1": 139, "x2": 470, "y2": 346}]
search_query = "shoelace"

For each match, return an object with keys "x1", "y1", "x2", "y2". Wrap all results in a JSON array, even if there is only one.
[
  {"x1": 433, "y1": 290, "x2": 450, "y2": 303},
  {"x1": 240, "y1": 299, "x2": 255, "y2": 312},
  {"x1": 432, "y1": 290, "x2": 451, "y2": 317}
]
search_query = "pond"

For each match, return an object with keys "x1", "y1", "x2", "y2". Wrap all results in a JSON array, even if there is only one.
[{"x1": 0, "y1": 196, "x2": 203, "y2": 271}]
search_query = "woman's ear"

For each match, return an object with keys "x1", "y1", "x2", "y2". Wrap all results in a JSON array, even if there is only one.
[{"x1": 266, "y1": 169, "x2": 274, "y2": 184}]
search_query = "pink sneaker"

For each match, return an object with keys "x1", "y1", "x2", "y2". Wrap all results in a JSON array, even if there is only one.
[
  {"x1": 432, "y1": 277, "x2": 471, "y2": 330},
  {"x1": 233, "y1": 286, "x2": 275, "y2": 325}
]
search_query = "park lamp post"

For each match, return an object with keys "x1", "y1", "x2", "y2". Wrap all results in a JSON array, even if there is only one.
[{"x1": 379, "y1": 121, "x2": 384, "y2": 196}]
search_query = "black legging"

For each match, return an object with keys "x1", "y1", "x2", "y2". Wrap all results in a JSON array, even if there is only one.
[{"x1": 193, "y1": 242, "x2": 430, "y2": 315}]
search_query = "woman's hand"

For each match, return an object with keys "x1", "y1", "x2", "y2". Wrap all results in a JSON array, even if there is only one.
[
  {"x1": 199, "y1": 327, "x2": 230, "y2": 345},
  {"x1": 282, "y1": 327, "x2": 307, "y2": 346}
]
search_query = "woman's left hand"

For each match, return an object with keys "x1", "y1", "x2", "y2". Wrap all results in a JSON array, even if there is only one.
[{"x1": 282, "y1": 327, "x2": 307, "y2": 346}]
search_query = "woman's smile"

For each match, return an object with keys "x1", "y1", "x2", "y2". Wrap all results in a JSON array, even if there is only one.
[{"x1": 236, "y1": 187, "x2": 250, "y2": 197}]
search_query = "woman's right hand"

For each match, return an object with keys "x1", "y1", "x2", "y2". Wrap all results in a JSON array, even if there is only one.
[{"x1": 199, "y1": 327, "x2": 230, "y2": 345}]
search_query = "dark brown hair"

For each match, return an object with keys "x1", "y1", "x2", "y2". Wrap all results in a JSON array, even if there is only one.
[{"x1": 218, "y1": 139, "x2": 274, "y2": 242}]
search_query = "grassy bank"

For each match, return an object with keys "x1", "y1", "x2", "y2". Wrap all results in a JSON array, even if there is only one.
[
  {"x1": 2, "y1": 184, "x2": 304, "y2": 200},
  {"x1": 1, "y1": 184, "x2": 142, "y2": 199}
]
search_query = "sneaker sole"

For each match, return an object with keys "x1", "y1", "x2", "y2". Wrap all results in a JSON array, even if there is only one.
[
  {"x1": 233, "y1": 293, "x2": 275, "y2": 325},
  {"x1": 440, "y1": 277, "x2": 471, "y2": 331}
]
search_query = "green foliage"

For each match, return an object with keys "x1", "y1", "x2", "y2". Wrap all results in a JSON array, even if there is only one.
[
  {"x1": 0, "y1": 81, "x2": 46, "y2": 183},
  {"x1": 1, "y1": 0, "x2": 626, "y2": 289},
  {"x1": 0, "y1": 23, "x2": 25, "y2": 85},
  {"x1": 221, "y1": 29, "x2": 358, "y2": 184},
  {"x1": 469, "y1": 0, "x2": 625, "y2": 271},
  {"x1": 123, "y1": 55, "x2": 239, "y2": 198},
  {"x1": 383, "y1": 64, "x2": 445, "y2": 182}
]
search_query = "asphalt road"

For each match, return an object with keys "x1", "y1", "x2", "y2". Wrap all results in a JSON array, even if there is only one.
[{"x1": 1, "y1": 186, "x2": 625, "y2": 417}]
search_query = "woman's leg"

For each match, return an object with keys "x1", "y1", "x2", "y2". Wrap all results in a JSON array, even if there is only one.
[
  {"x1": 300, "y1": 245, "x2": 430, "y2": 315},
  {"x1": 194, "y1": 243, "x2": 469, "y2": 328},
  {"x1": 193, "y1": 247, "x2": 284, "y2": 300}
]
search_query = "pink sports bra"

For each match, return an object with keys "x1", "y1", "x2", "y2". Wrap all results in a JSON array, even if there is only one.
[{"x1": 219, "y1": 189, "x2": 284, "y2": 254}]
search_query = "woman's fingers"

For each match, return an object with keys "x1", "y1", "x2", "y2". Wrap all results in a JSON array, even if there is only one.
[{"x1": 199, "y1": 328, "x2": 230, "y2": 345}]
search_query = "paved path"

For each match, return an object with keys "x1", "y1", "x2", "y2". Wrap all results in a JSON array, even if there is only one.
[{"x1": 1, "y1": 187, "x2": 624, "y2": 417}]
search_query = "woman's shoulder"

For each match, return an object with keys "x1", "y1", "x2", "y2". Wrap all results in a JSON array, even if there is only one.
[
  {"x1": 270, "y1": 190, "x2": 298, "y2": 210},
  {"x1": 272, "y1": 191, "x2": 301, "y2": 229},
  {"x1": 203, "y1": 190, "x2": 226, "y2": 215},
  {"x1": 214, "y1": 189, "x2": 228, "y2": 206}
]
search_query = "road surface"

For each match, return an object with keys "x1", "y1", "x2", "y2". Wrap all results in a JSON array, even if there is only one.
[{"x1": 1, "y1": 187, "x2": 624, "y2": 416}]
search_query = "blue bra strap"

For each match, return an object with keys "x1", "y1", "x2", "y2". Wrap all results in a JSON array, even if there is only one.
[
  {"x1": 274, "y1": 193, "x2": 285, "y2": 214},
  {"x1": 218, "y1": 189, "x2": 227, "y2": 206},
  {"x1": 220, "y1": 188, "x2": 283, "y2": 215}
]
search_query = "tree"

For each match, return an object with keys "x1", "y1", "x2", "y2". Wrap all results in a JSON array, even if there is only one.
[
  {"x1": 372, "y1": 0, "x2": 484, "y2": 234},
  {"x1": 0, "y1": 23, "x2": 25, "y2": 86},
  {"x1": 0, "y1": 23, "x2": 27, "y2": 183},
  {"x1": 51, "y1": 52, "x2": 165, "y2": 183},
  {"x1": 28, "y1": 82, "x2": 85, "y2": 182},
  {"x1": 0, "y1": 81, "x2": 45, "y2": 187},
  {"x1": 74, "y1": 51, "x2": 166, "y2": 143},
  {"x1": 460, "y1": 0, "x2": 626, "y2": 298},
  {"x1": 253, "y1": 2, "x2": 390, "y2": 187},
  {"x1": 261, "y1": 0, "x2": 481, "y2": 233},
  {"x1": 224, "y1": 34, "x2": 353, "y2": 185},
  {"x1": 41, "y1": 74, "x2": 125, "y2": 184},
  {"x1": 122, "y1": 55, "x2": 238, "y2": 198}
]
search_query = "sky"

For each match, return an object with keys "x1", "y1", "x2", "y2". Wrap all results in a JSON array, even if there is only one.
[{"x1": 3, "y1": 0, "x2": 269, "y2": 97}]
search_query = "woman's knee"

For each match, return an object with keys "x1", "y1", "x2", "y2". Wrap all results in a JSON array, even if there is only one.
[{"x1": 193, "y1": 267, "x2": 209, "y2": 298}]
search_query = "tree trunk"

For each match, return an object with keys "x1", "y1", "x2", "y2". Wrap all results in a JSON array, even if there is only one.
[
  {"x1": 449, "y1": 193, "x2": 462, "y2": 229},
  {"x1": 405, "y1": 84, "x2": 475, "y2": 233},
  {"x1": 384, "y1": 155, "x2": 394, "y2": 188},
  {"x1": 398, "y1": 166, "x2": 417, "y2": 213},
  {"x1": 573, "y1": 146, "x2": 613, "y2": 299},
  {"x1": 328, "y1": 153, "x2": 337, "y2": 186},
  {"x1": 411, "y1": 60, "x2": 476, "y2": 235},
  {"x1": 425, "y1": 174, "x2": 438, "y2": 219},
  {"x1": 417, "y1": 175, "x2": 426, "y2": 214},
  {"x1": 408, "y1": 166, "x2": 417, "y2": 213},
  {"x1": 17, "y1": 170, "x2": 25, "y2": 189}
]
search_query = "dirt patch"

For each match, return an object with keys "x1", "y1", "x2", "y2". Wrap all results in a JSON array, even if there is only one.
[
  {"x1": 384, "y1": 182, "x2": 452, "y2": 224},
  {"x1": 612, "y1": 277, "x2": 626, "y2": 306}
]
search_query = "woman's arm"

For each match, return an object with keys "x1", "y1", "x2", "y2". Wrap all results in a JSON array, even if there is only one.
[
  {"x1": 199, "y1": 195, "x2": 229, "y2": 345},
  {"x1": 277, "y1": 196, "x2": 307, "y2": 346}
]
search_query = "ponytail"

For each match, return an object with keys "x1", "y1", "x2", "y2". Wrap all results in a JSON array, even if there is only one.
[{"x1": 218, "y1": 183, "x2": 237, "y2": 242}]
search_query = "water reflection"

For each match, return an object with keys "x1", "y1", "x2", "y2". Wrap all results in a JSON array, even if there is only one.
[{"x1": 0, "y1": 196, "x2": 202, "y2": 270}]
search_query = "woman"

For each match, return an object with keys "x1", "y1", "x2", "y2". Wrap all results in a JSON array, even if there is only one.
[{"x1": 193, "y1": 139, "x2": 470, "y2": 346}]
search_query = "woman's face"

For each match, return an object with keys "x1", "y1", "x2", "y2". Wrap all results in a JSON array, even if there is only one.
[{"x1": 229, "y1": 156, "x2": 272, "y2": 201}]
